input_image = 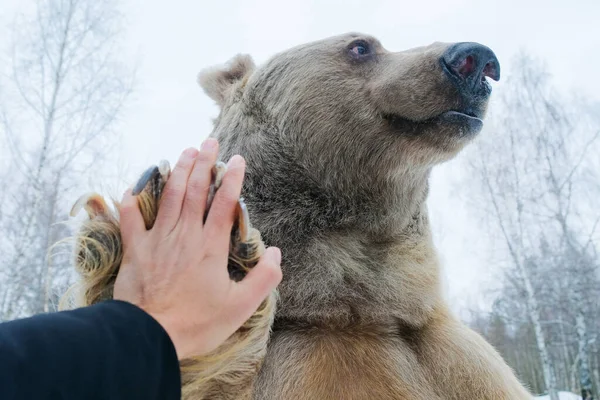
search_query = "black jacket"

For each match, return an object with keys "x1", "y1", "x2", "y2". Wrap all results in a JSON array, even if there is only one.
[{"x1": 0, "y1": 300, "x2": 181, "y2": 399}]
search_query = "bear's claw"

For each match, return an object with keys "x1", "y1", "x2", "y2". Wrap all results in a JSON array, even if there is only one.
[
  {"x1": 70, "y1": 193, "x2": 110, "y2": 218},
  {"x1": 132, "y1": 159, "x2": 171, "y2": 198}
]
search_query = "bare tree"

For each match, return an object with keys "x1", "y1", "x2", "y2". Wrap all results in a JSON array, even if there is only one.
[
  {"x1": 462, "y1": 53, "x2": 600, "y2": 399},
  {"x1": 0, "y1": 0, "x2": 134, "y2": 320}
]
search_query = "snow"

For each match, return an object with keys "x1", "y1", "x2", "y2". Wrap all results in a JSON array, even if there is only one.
[{"x1": 534, "y1": 392, "x2": 582, "y2": 400}]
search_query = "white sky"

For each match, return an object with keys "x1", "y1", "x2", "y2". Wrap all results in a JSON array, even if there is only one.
[{"x1": 2, "y1": 0, "x2": 599, "y2": 315}]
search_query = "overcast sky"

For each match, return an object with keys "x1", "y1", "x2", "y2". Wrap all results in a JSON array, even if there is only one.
[{"x1": 2, "y1": 0, "x2": 599, "y2": 315}]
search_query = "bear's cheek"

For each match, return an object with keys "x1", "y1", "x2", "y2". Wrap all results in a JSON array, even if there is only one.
[{"x1": 364, "y1": 60, "x2": 460, "y2": 123}]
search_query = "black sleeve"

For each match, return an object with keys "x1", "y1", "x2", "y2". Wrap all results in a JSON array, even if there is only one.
[{"x1": 0, "y1": 300, "x2": 181, "y2": 400}]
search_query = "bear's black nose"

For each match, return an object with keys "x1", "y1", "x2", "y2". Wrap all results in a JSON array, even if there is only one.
[{"x1": 442, "y1": 42, "x2": 500, "y2": 97}]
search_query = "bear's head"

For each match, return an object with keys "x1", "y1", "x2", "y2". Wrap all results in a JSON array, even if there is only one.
[
  {"x1": 199, "y1": 33, "x2": 499, "y2": 240},
  {"x1": 198, "y1": 33, "x2": 500, "y2": 325},
  {"x1": 199, "y1": 32, "x2": 499, "y2": 186}
]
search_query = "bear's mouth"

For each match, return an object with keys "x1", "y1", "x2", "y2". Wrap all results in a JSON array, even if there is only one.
[{"x1": 383, "y1": 110, "x2": 483, "y2": 136}]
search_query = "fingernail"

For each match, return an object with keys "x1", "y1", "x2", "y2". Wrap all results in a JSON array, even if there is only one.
[
  {"x1": 271, "y1": 247, "x2": 282, "y2": 265},
  {"x1": 201, "y1": 138, "x2": 218, "y2": 152},
  {"x1": 227, "y1": 154, "x2": 245, "y2": 168},
  {"x1": 183, "y1": 147, "x2": 199, "y2": 158}
]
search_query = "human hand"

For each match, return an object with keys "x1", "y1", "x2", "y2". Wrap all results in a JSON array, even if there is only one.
[{"x1": 113, "y1": 139, "x2": 282, "y2": 360}]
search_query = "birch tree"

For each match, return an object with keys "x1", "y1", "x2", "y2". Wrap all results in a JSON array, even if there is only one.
[
  {"x1": 463, "y1": 53, "x2": 600, "y2": 399},
  {"x1": 0, "y1": 0, "x2": 134, "y2": 319}
]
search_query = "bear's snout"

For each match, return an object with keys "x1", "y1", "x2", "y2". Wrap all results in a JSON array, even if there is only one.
[{"x1": 441, "y1": 42, "x2": 500, "y2": 115}]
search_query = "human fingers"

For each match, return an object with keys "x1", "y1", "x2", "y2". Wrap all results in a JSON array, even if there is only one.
[
  {"x1": 203, "y1": 155, "x2": 246, "y2": 256},
  {"x1": 229, "y1": 247, "x2": 282, "y2": 321},
  {"x1": 180, "y1": 138, "x2": 219, "y2": 229},
  {"x1": 153, "y1": 148, "x2": 199, "y2": 234},
  {"x1": 119, "y1": 188, "x2": 146, "y2": 250}
]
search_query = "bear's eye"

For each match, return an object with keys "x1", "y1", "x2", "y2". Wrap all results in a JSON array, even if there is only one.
[{"x1": 348, "y1": 41, "x2": 371, "y2": 58}]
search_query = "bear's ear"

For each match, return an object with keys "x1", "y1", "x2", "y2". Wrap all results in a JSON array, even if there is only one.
[{"x1": 197, "y1": 54, "x2": 256, "y2": 107}]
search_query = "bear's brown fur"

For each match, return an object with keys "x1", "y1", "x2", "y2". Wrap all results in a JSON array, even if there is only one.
[{"x1": 66, "y1": 32, "x2": 533, "y2": 399}]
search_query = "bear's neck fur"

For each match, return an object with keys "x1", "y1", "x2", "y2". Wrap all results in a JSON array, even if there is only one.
[{"x1": 212, "y1": 104, "x2": 442, "y2": 330}]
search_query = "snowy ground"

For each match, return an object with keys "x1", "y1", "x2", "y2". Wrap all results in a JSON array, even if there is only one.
[{"x1": 535, "y1": 392, "x2": 582, "y2": 400}]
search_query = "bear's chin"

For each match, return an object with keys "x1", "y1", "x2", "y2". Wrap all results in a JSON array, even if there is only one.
[
  {"x1": 437, "y1": 111, "x2": 483, "y2": 134},
  {"x1": 384, "y1": 110, "x2": 484, "y2": 139}
]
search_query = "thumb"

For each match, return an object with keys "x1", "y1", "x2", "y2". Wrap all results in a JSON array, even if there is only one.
[{"x1": 232, "y1": 247, "x2": 282, "y2": 320}]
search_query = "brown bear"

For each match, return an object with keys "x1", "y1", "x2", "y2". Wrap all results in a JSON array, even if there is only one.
[{"x1": 65, "y1": 32, "x2": 533, "y2": 399}]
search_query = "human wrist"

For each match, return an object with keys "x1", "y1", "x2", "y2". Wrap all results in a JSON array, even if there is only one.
[
  {"x1": 149, "y1": 313, "x2": 195, "y2": 360},
  {"x1": 105, "y1": 300, "x2": 183, "y2": 362},
  {"x1": 109, "y1": 300, "x2": 189, "y2": 360}
]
